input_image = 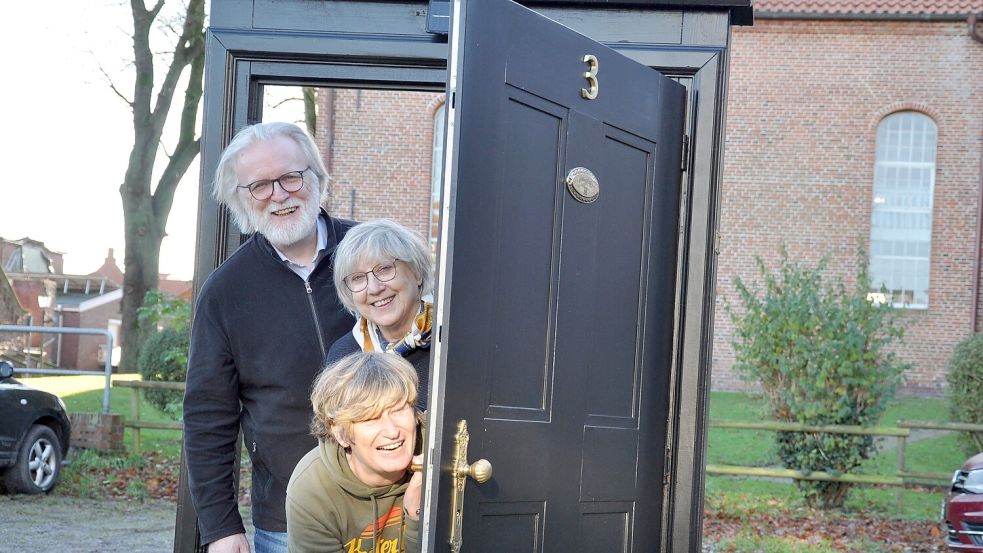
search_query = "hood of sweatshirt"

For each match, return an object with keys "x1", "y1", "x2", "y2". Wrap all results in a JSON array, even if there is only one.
[{"x1": 319, "y1": 439, "x2": 411, "y2": 500}]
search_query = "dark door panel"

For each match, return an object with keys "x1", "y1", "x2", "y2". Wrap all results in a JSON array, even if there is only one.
[{"x1": 433, "y1": 1, "x2": 684, "y2": 550}]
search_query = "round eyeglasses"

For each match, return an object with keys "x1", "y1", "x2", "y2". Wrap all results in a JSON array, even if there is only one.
[
  {"x1": 343, "y1": 260, "x2": 399, "y2": 292},
  {"x1": 237, "y1": 167, "x2": 310, "y2": 200}
]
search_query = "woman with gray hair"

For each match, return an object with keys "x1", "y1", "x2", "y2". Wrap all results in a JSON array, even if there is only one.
[{"x1": 326, "y1": 219, "x2": 434, "y2": 409}]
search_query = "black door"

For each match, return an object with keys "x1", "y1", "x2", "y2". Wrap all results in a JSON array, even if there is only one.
[{"x1": 426, "y1": 1, "x2": 686, "y2": 551}]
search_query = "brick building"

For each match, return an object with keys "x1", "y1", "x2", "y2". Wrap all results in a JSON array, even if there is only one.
[
  {"x1": 314, "y1": 89, "x2": 445, "y2": 251},
  {"x1": 712, "y1": 1, "x2": 983, "y2": 396},
  {"x1": 0, "y1": 266, "x2": 26, "y2": 325},
  {"x1": 301, "y1": 1, "x2": 982, "y2": 397},
  {"x1": 1, "y1": 236, "x2": 64, "y2": 274}
]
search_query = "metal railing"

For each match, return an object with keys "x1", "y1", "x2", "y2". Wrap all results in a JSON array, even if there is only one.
[{"x1": 0, "y1": 324, "x2": 115, "y2": 414}]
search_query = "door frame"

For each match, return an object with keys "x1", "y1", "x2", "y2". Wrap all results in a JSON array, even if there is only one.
[{"x1": 180, "y1": 2, "x2": 739, "y2": 551}]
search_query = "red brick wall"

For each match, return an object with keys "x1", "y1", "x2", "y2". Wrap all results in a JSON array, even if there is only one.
[
  {"x1": 316, "y1": 89, "x2": 443, "y2": 240},
  {"x1": 58, "y1": 310, "x2": 81, "y2": 370},
  {"x1": 69, "y1": 412, "x2": 124, "y2": 452},
  {"x1": 713, "y1": 19, "x2": 983, "y2": 396},
  {"x1": 0, "y1": 272, "x2": 25, "y2": 324},
  {"x1": 77, "y1": 300, "x2": 121, "y2": 371},
  {"x1": 10, "y1": 280, "x2": 50, "y2": 348}
]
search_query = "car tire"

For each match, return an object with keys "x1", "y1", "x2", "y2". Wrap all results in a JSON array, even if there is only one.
[{"x1": 3, "y1": 425, "x2": 63, "y2": 494}]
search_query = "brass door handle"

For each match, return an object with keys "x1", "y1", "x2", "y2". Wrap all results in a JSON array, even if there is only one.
[
  {"x1": 449, "y1": 420, "x2": 493, "y2": 553},
  {"x1": 456, "y1": 458, "x2": 493, "y2": 483}
]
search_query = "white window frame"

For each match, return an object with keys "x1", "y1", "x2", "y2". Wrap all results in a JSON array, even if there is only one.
[
  {"x1": 428, "y1": 103, "x2": 446, "y2": 258},
  {"x1": 868, "y1": 111, "x2": 937, "y2": 309}
]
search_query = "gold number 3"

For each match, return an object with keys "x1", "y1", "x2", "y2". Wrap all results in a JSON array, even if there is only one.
[{"x1": 581, "y1": 54, "x2": 599, "y2": 100}]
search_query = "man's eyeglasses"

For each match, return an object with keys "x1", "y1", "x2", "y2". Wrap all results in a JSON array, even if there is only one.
[
  {"x1": 238, "y1": 167, "x2": 310, "y2": 200},
  {"x1": 343, "y1": 260, "x2": 399, "y2": 292}
]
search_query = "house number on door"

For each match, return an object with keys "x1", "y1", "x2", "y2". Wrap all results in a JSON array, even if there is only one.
[{"x1": 581, "y1": 54, "x2": 598, "y2": 100}]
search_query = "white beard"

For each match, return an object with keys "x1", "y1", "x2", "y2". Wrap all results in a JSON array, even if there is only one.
[{"x1": 248, "y1": 194, "x2": 321, "y2": 248}]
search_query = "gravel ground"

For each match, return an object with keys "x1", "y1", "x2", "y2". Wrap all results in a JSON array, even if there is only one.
[
  {"x1": 0, "y1": 494, "x2": 716, "y2": 551},
  {"x1": 0, "y1": 495, "x2": 254, "y2": 552}
]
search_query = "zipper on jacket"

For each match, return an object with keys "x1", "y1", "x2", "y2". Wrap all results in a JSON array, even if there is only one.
[{"x1": 305, "y1": 280, "x2": 327, "y2": 358}]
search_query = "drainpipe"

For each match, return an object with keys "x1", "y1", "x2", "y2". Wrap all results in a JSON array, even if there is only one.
[
  {"x1": 55, "y1": 307, "x2": 63, "y2": 367},
  {"x1": 973, "y1": 119, "x2": 983, "y2": 335},
  {"x1": 969, "y1": 13, "x2": 983, "y2": 44},
  {"x1": 971, "y1": 13, "x2": 983, "y2": 334}
]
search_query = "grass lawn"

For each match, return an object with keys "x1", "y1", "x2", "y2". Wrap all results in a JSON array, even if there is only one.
[
  {"x1": 18, "y1": 376, "x2": 962, "y2": 549},
  {"x1": 705, "y1": 391, "x2": 961, "y2": 551},
  {"x1": 25, "y1": 373, "x2": 184, "y2": 457},
  {"x1": 18, "y1": 374, "x2": 185, "y2": 499}
]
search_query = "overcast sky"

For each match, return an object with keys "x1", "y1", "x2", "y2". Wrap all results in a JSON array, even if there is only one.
[{"x1": 1, "y1": 2, "x2": 200, "y2": 280}]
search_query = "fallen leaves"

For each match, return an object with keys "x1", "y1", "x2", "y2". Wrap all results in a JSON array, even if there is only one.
[
  {"x1": 65, "y1": 450, "x2": 253, "y2": 504},
  {"x1": 703, "y1": 506, "x2": 946, "y2": 552}
]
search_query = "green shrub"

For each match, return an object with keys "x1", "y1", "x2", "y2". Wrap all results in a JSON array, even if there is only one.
[
  {"x1": 727, "y1": 247, "x2": 910, "y2": 508},
  {"x1": 137, "y1": 327, "x2": 189, "y2": 419},
  {"x1": 136, "y1": 290, "x2": 190, "y2": 419},
  {"x1": 946, "y1": 333, "x2": 983, "y2": 453},
  {"x1": 138, "y1": 289, "x2": 191, "y2": 330}
]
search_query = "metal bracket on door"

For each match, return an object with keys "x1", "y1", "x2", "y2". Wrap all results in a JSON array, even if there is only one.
[{"x1": 449, "y1": 420, "x2": 493, "y2": 553}]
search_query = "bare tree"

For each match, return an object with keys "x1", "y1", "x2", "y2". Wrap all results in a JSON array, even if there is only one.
[{"x1": 117, "y1": 0, "x2": 205, "y2": 372}]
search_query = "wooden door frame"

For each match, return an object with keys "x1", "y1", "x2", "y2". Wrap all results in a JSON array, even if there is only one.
[{"x1": 178, "y1": 2, "x2": 745, "y2": 551}]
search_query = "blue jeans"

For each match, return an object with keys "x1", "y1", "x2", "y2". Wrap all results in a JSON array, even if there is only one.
[{"x1": 253, "y1": 529, "x2": 288, "y2": 553}]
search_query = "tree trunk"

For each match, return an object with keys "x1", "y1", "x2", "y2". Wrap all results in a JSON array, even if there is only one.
[
  {"x1": 117, "y1": 0, "x2": 205, "y2": 372},
  {"x1": 119, "y1": 175, "x2": 164, "y2": 373}
]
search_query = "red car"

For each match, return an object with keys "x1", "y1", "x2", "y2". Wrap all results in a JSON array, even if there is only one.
[{"x1": 944, "y1": 451, "x2": 983, "y2": 551}]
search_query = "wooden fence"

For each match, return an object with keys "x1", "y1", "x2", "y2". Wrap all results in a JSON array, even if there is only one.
[
  {"x1": 112, "y1": 379, "x2": 184, "y2": 455},
  {"x1": 706, "y1": 419, "x2": 983, "y2": 509},
  {"x1": 112, "y1": 380, "x2": 983, "y2": 502}
]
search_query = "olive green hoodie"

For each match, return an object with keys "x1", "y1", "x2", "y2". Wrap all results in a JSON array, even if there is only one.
[{"x1": 286, "y1": 440, "x2": 420, "y2": 553}]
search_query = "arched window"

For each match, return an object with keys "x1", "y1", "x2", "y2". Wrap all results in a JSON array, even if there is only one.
[{"x1": 869, "y1": 111, "x2": 937, "y2": 308}]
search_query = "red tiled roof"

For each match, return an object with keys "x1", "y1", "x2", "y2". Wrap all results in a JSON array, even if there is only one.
[
  {"x1": 159, "y1": 278, "x2": 193, "y2": 301},
  {"x1": 89, "y1": 248, "x2": 125, "y2": 285},
  {"x1": 754, "y1": 0, "x2": 981, "y2": 16}
]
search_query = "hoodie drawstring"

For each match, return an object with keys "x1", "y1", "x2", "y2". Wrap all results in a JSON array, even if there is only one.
[{"x1": 371, "y1": 494, "x2": 380, "y2": 553}]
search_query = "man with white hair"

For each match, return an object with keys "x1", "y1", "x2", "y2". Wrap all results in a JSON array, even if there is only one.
[{"x1": 183, "y1": 122, "x2": 355, "y2": 553}]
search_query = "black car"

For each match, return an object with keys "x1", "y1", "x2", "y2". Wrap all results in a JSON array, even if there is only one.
[{"x1": 0, "y1": 360, "x2": 71, "y2": 493}]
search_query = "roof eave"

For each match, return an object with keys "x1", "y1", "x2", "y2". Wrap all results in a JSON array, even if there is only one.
[{"x1": 755, "y1": 11, "x2": 973, "y2": 22}]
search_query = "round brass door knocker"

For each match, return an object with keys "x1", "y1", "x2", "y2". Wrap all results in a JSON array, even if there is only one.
[{"x1": 565, "y1": 167, "x2": 599, "y2": 204}]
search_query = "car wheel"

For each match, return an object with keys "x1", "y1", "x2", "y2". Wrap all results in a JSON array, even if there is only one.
[{"x1": 3, "y1": 425, "x2": 63, "y2": 494}]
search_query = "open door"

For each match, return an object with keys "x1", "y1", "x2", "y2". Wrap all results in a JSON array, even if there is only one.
[
  {"x1": 187, "y1": 1, "x2": 748, "y2": 550},
  {"x1": 425, "y1": 1, "x2": 685, "y2": 550}
]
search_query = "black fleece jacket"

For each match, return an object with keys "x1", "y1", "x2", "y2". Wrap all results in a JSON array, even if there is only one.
[{"x1": 183, "y1": 211, "x2": 355, "y2": 545}]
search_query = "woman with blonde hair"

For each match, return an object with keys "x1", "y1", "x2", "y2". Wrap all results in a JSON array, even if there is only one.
[{"x1": 286, "y1": 352, "x2": 423, "y2": 552}]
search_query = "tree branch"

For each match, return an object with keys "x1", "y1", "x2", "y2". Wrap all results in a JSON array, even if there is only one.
[
  {"x1": 152, "y1": 1, "x2": 204, "y2": 232},
  {"x1": 147, "y1": 0, "x2": 204, "y2": 144},
  {"x1": 99, "y1": 63, "x2": 134, "y2": 107}
]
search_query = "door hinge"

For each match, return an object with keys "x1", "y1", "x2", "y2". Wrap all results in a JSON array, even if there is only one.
[
  {"x1": 425, "y1": 0, "x2": 450, "y2": 35},
  {"x1": 681, "y1": 134, "x2": 690, "y2": 172}
]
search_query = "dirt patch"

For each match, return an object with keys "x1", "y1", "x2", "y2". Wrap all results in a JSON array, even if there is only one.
[{"x1": 703, "y1": 507, "x2": 946, "y2": 552}]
